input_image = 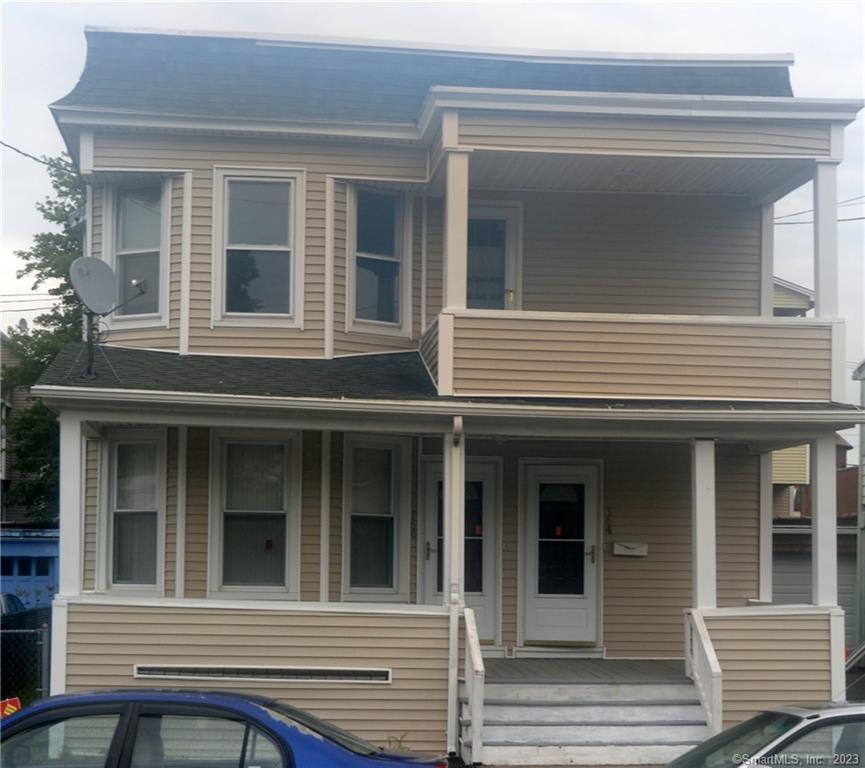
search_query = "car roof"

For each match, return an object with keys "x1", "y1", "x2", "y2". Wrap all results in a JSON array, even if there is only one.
[{"x1": 769, "y1": 702, "x2": 865, "y2": 718}]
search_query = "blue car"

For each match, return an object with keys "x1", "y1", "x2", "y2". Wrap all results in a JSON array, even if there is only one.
[{"x1": 0, "y1": 689, "x2": 447, "y2": 768}]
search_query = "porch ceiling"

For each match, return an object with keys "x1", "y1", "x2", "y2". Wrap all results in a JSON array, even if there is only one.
[{"x1": 467, "y1": 149, "x2": 813, "y2": 202}]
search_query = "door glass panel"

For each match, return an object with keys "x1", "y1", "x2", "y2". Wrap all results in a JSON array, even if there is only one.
[
  {"x1": 1, "y1": 713, "x2": 121, "y2": 767},
  {"x1": 435, "y1": 479, "x2": 484, "y2": 594},
  {"x1": 537, "y1": 482, "x2": 585, "y2": 595},
  {"x1": 467, "y1": 218, "x2": 506, "y2": 309}
]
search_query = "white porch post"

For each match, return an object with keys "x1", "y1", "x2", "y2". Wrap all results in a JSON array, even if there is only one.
[
  {"x1": 811, "y1": 434, "x2": 838, "y2": 607},
  {"x1": 443, "y1": 416, "x2": 465, "y2": 756},
  {"x1": 443, "y1": 150, "x2": 470, "y2": 311},
  {"x1": 759, "y1": 452, "x2": 773, "y2": 603},
  {"x1": 691, "y1": 439, "x2": 717, "y2": 609},
  {"x1": 813, "y1": 162, "x2": 839, "y2": 318},
  {"x1": 59, "y1": 411, "x2": 84, "y2": 596}
]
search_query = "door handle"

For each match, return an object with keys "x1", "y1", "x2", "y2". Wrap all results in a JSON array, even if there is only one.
[
  {"x1": 586, "y1": 544, "x2": 596, "y2": 564},
  {"x1": 504, "y1": 288, "x2": 515, "y2": 306},
  {"x1": 425, "y1": 541, "x2": 436, "y2": 561}
]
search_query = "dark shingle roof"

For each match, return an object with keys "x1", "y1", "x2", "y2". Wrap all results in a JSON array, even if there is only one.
[
  {"x1": 36, "y1": 343, "x2": 862, "y2": 416},
  {"x1": 53, "y1": 31, "x2": 794, "y2": 123}
]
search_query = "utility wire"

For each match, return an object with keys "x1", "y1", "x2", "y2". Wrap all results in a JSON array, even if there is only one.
[
  {"x1": 775, "y1": 216, "x2": 865, "y2": 226},
  {"x1": 0, "y1": 140, "x2": 66, "y2": 169},
  {"x1": 775, "y1": 195, "x2": 865, "y2": 221},
  {"x1": 0, "y1": 297, "x2": 64, "y2": 304},
  {"x1": 0, "y1": 307, "x2": 61, "y2": 312}
]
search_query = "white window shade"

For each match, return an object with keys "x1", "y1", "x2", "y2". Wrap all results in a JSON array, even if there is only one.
[
  {"x1": 115, "y1": 442, "x2": 158, "y2": 510},
  {"x1": 225, "y1": 443, "x2": 285, "y2": 510}
]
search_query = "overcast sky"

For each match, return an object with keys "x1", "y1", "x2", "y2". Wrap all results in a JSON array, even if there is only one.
[{"x1": 1, "y1": 1, "x2": 863, "y2": 428}]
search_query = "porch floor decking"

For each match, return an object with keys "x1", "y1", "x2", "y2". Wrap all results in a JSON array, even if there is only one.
[{"x1": 483, "y1": 658, "x2": 689, "y2": 684}]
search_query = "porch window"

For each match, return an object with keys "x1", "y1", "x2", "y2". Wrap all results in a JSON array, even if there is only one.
[
  {"x1": 344, "y1": 435, "x2": 411, "y2": 599},
  {"x1": 351, "y1": 188, "x2": 409, "y2": 331},
  {"x1": 113, "y1": 185, "x2": 165, "y2": 318},
  {"x1": 107, "y1": 431, "x2": 165, "y2": 590},
  {"x1": 211, "y1": 431, "x2": 300, "y2": 598},
  {"x1": 436, "y1": 480, "x2": 484, "y2": 594}
]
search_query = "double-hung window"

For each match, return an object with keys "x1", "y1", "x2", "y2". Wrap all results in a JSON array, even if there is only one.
[
  {"x1": 214, "y1": 170, "x2": 304, "y2": 327},
  {"x1": 106, "y1": 430, "x2": 165, "y2": 592},
  {"x1": 344, "y1": 435, "x2": 411, "y2": 599},
  {"x1": 351, "y1": 188, "x2": 409, "y2": 333},
  {"x1": 111, "y1": 184, "x2": 167, "y2": 321},
  {"x1": 211, "y1": 431, "x2": 300, "y2": 598}
]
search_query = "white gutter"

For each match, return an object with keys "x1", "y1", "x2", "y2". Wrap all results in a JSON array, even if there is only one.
[{"x1": 30, "y1": 384, "x2": 865, "y2": 424}]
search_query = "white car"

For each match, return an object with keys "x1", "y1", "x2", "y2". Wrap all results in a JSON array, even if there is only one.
[{"x1": 667, "y1": 703, "x2": 864, "y2": 767}]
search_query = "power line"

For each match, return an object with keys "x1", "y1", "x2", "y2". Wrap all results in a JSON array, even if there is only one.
[
  {"x1": 0, "y1": 306, "x2": 61, "y2": 312},
  {"x1": 0, "y1": 297, "x2": 64, "y2": 304},
  {"x1": 0, "y1": 140, "x2": 66, "y2": 169},
  {"x1": 775, "y1": 195, "x2": 865, "y2": 221},
  {"x1": 775, "y1": 216, "x2": 865, "y2": 226}
]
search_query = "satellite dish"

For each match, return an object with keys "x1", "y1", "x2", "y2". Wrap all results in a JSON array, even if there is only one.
[{"x1": 69, "y1": 257, "x2": 115, "y2": 315}]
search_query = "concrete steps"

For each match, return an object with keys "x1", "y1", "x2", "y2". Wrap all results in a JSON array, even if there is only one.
[{"x1": 459, "y1": 679, "x2": 709, "y2": 766}]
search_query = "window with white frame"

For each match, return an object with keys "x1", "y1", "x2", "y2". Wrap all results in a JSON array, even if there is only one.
[
  {"x1": 214, "y1": 171, "x2": 302, "y2": 325},
  {"x1": 212, "y1": 433, "x2": 300, "y2": 596},
  {"x1": 113, "y1": 185, "x2": 165, "y2": 318},
  {"x1": 344, "y1": 435, "x2": 410, "y2": 597},
  {"x1": 107, "y1": 432, "x2": 165, "y2": 589},
  {"x1": 352, "y1": 188, "x2": 407, "y2": 329}
]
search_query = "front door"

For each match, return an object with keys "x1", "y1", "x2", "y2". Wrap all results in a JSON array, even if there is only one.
[
  {"x1": 423, "y1": 461, "x2": 498, "y2": 642},
  {"x1": 523, "y1": 464, "x2": 599, "y2": 644},
  {"x1": 467, "y1": 204, "x2": 520, "y2": 310}
]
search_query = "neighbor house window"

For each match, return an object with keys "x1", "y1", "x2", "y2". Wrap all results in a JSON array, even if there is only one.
[
  {"x1": 212, "y1": 432, "x2": 300, "y2": 597},
  {"x1": 108, "y1": 431, "x2": 165, "y2": 590},
  {"x1": 344, "y1": 435, "x2": 411, "y2": 599},
  {"x1": 352, "y1": 188, "x2": 407, "y2": 329},
  {"x1": 214, "y1": 170, "x2": 304, "y2": 326},
  {"x1": 113, "y1": 185, "x2": 165, "y2": 317}
]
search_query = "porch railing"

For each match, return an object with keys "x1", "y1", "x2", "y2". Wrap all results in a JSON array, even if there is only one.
[
  {"x1": 461, "y1": 607, "x2": 486, "y2": 765},
  {"x1": 685, "y1": 609, "x2": 723, "y2": 734}
]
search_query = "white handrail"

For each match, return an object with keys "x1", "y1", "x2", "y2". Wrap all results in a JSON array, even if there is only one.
[
  {"x1": 685, "y1": 609, "x2": 723, "y2": 735},
  {"x1": 463, "y1": 607, "x2": 486, "y2": 765}
]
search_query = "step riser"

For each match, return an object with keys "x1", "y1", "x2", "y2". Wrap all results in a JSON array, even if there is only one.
[
  {"x1": 462, "y1": 702, "x2": 706, "y2": 724},
  {"x1": 478, "y1": 682, "x2": 699, "y2": 702},
  {"x1": 476, "y1": 723, "x2": 710, "y2": 745},
  {"x1": 479, "y1": 743, "x2": 698, "y2": 766}
]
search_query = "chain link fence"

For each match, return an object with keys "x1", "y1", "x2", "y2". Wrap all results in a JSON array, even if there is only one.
[{"x1": 1, "y1": 607, "x2": 51, "y2": 705}]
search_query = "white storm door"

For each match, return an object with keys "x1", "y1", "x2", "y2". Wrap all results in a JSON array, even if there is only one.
[
  {"x1": 467, "y1": 204, "x2": 520, "y2": 310},
  {"x1": 423, "y1": 461, "x2": 498, "y2": 642},
  {"x1": 522, "y1": 464, "x2": 599, "y2": 644}
]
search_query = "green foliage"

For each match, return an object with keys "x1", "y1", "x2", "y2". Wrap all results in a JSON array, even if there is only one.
[
  {"x1": 3, "y1": 154, "x2": 85, "y2": 521},
  {"x1": 4, "y1": 402, "x2": 59, "y2": 523}
]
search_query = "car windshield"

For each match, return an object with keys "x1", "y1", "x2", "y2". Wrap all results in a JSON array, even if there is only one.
[
  {"x1": 667, "y1": 711, "x2": 803, "y2": 768},
  {"x1": 266, "y1": 700, "x2": 381, "y2": 756}
]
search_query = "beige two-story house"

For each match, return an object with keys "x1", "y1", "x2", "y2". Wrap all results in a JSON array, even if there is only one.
[{"x1": 34, "y1": 28, "x2": 864, "y2": 766}]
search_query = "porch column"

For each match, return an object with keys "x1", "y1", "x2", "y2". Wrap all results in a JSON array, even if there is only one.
[
  {"x1": 691, "y1": 439, "x2": 717, "y2": 609},
  {"x1": 813, "y1": 162, "x2": 838, "y2": 318},
  {"x1": 58, "y1": 411, "x2": 84, "y2": 596},
  {"x1": 442, "y1": 416, "x2": 466, "y2": 605},
  {"x1": 810, "y1": 434, "x2": 838, "y2": 606},
  {"x1": 443, "y1": 150, "x2": 470, "y2": 310}
]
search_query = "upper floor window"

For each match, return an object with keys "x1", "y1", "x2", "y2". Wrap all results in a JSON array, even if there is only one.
[
  {"x1": 213, "y1": 169, "x2": 305, "y2": 328},
  {"x1": 349, "y1": 188, "x2": 411, "y2": 335},
  {"x1": 107, "y1": 183, "x2": 169, "y2": 325}
]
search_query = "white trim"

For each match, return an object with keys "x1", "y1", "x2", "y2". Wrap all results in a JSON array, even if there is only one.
[
  {"x1": 59, "y1": 413, "x2": 83, "y2": 595},
  {"x1": 102, "y1": 428, "x2": 168, "y2": 596},
  {"x1": 444, "y1": 150, "x2": 470, "y2": 310},
  {"x1": 759, "y1": 452, "x2": 773, "y2": 603},
  {"x1": 179, "y1": 171, "x2": 192, "y2": 354},
  {"x1": 345, "y1": 186, "x2": 413, "y2": 337},
  {"x1": 811, "y1": 434, "x2": 838, "y2": 606},
  {"x1": 324, "y1": 176, "x2": 335, "y2": 358},
  {"x1": 692, "y1": 439, "x2": 717, "y2": 610},
  {"x1": 175, "y1": 425, "x2": 187, "y2": 598},
  {"x1": 79, "y1": 129, "x2": 94, "y2": 175},
  {"x1": 437, "y1": 312, "x2": 454, "y2": 396},
  {"x1": 698, "y1": 603, "x2": 843, "y2": 617},
  {"x1": 49, "y1": 598, "x2": 68, "y2": 695},
  {"x1": 341, "y1": 433, "x2": 413, "y2": 601},
  {"x1": 420, "y1": 195, "x2": 428, "y2": 331},
  {"x1": 831, "y1": 322, "x2": 846, "y2": 402},
  {"x1": 61, "y1": 591, "x2": 449, "y2": 615},
  {"x1": 102, "y1": 179, "x2": 171, "y2": 331},
  {"x1": 468, "y1": 201, "x2": 524, "y2": 310},
  {"x1": 319, "y1": 430, "x2": 331, "y2": 602},
  {"x1": 813, "y1": 162, "x2": 839, "y2": 318},
  {"x1": 210, "y1": 167, "x2": 306, "y2": 329},
  {"x1": 84, "y1": 185, "x2": 93, "y2": 260},
  {"x1": 78, "y1": 435, "x2": 88, "y2": 590},
  {"x1": 829, "y1": 608, "x2": 846, "y2": 701},
  {"x1": 208, "y1": 428, "x2": 302, "y2": 600},
  {"x1": 132, "y1": 663, "x2": 393, "y2": 685},
  {"x1": 760, "y1": 205, "x2": 774, "y2": 318}
]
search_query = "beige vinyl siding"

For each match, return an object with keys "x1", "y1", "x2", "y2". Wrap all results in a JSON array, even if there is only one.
[
  {"x1": 82, "y1": 440, "x2": 100, "y2": 591},
  {"x1": 773, "y1": 485, "x2": 795, "y2": 517},
  {"x1": 458, "y1": 112, "x2": 832, "y2": 157},
  {"x1": 164, "y1": 429, "x2": 178, "y2": 597},
  {"x1": 183, "y1": 428, "x2": 209, "y2": 598},
  {"x1": 773, "y1": 444, "x2": 809, "y2": 485},
  {"x1": 511, "y1": 193, "x2": 762, "y2": 316},
  {"x1": 64, "y1": 602, "x2": 448, "y2": 752},
  {"x1": 300, "y1": 431, "x2": 322, "y2": 600},
  {"x1": 773, "y1": 282, "x2": 813, "y2": 311},
  {"x1": 705, "y1": 611, "x2": 832, "y2": 727},
  {"x1": 450, "y1": 314, "x2": 833, "y2": 401},
  {"x1": 328, "y1": 433, "x2": 344, "y2": 602},
  {"x1": 419, "y1": 316, "x2": 439, "y2": 384},
  {"x1": 424, "y1": 197, "x2": 444, "y2": 325},
  {"x1": 93, "y1": 132, "x2": 426, "y2": 358}
]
